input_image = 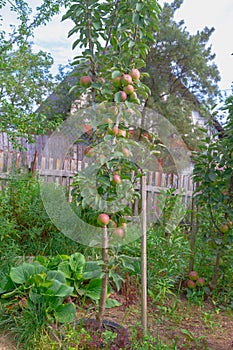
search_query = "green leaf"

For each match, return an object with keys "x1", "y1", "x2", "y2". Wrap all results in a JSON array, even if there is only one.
[
  {"x1": 82, "y1": 261, "x2": 103, "y2": 280},
  {"x1": 128, "y1": 40, "x2": 135, "y2": 48},
  {"x1": 105, "y1": 298, "x2": 122, "y2": 308},
  {"x1": 49, "y1": 280, "x2": 74, "y2": 297},
  {"x1": 29, "y1": 290, "x2": 43, "y2": 304},
  {"x1": 58, "y1": 261, "x2": 72, "y2": 278},
  {"x1": 109, "y1": 271, "x2": 124, "y2": 292},
  {"x1": 93, "y1": 21, "x2": 101, "y2": 30},
  {"x1": 54, "y1": 303, "x2": 76, "y2": 323},
  {"x1": 132, "y1": 13, "x2": 140, "y2": 25},
  {"x1": 114, "y1": 91, "x2": 123, "y2": 103},
  {"x1": 136, "y1": 3, "x2": 144, "y2": 11},
  {"x1": 208, "y1": 171, "x2": 216, "y2": 181},
  {"x1": 10, "y1": 263, "x2": 46, "y2": 284},
  {"x1": 47, "y1": 270, "x2": 66, "y2": 284},
  {"x1": 112, "y1": 70, "x2": 121, "y2": 79},
  {"x1": 84, "y1": 278, "x2": 102, "y2": 301},
  {"x1": 69, "y1": 253, "x2": 85, "y2": 273}
]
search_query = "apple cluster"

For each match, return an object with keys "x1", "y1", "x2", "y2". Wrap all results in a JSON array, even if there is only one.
[
  {"x1": 79, "y1": 68, "x2": 141, "y2": 105},
  {"x1": 112, "y1": 68, "x2": 141, "y2": 104},
  {"x1": 97, "y1": 213, "x2": 126, "y2": 238},
  {"x1": 186, "y1": 271, "x2": 205, "y2": 289}
]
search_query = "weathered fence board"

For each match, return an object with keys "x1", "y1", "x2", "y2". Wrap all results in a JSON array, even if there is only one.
[{"x1": 0, "y1": 132, "x2": 195, "y2": 223}]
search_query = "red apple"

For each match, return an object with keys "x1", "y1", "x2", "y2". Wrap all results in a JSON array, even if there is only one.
[
  {"x1": 113, "y1": 174, "x2": 121, "y2": 184},
  {"x1": 122, "y1": 148, "x2": 131, "y2": 157},
  {"x1": 98, "y1": 77, "x2": 105, "y2": 84},
  {"x1": 119, "y1": 91, "x2": 127, "y2": 101},
  {"x1": 118, "y1": 129, "x2": 126, "y2": 137},
  {"x1": 84, "y1": 146, "x2": 94, "y2": 157},
  {"x1": 98, "y1": 213, "x2": 110, "y2": 226},
  {"x1": 128, "y1": 129, "x2": 134, "y2": 138},
  {"x1": 121, "y1": 74, "x2": 133, "y2": 86},
  {"x1": 83, "y1": 124, "x2": 92, "y2": 135},
  {"x1": 196, "y1": 277, "x2": 205, "y2": 287},
  {"x1": 125, "y1": 108, "x2": 134, "y2": 116},
  {"x1": 108, "y1": 220, "x2": 117, "y2": 228},
  {"x1": 129, "y1": 91, "x2": 138, "y2": 102},
  {"x1": 130, "y1": 68, "x2": 140, "y2": 81},
  {"x1": 220, "y1": 224, "x2": 229, "y2": 233},
  {"x1": 112, "y1": 125, "x2": 119, "y2": 135},
  {"x1": 80, "y1": 75, "x2": 92, "y2": 88},
  {"x1": 120, "y1": 222, "x2": 127, "y2": 229},
  {"x1": 189, "y1": 271, "x2": 199, "y2": 281},
  {"x1": 187, "y1": 280, "x2": 196, "y2": 289},
  {"x1": 114, "y1": 227, "x2": 125, "y2": 238},
  {"x1": 123, "y1": 84, "x2": 135, "y2": 95},
  {"x1": 102, "y1": 118, "x2": 113, "y2": 124},
  {"x1": 142, "y1": 132, "x2": 150, "y2": 139},
  {"x1": 112, "y1": 75, "x2": 122, "y2": 88}
]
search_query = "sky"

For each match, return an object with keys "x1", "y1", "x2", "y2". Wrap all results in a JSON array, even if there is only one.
[{"x1": 1, "y1": 0, "x2": 233, "y2": 94}]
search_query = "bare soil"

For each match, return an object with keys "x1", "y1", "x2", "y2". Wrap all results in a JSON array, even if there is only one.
[
  {"x1": 104, "y1": 293, "x2": 233, "y2": 350},
  {"x1": 1, "y1": 293, "x2": 233, "y2": 349},
  {"x1": 0, "y1": 332, "x2": 16, "y2": 350}
]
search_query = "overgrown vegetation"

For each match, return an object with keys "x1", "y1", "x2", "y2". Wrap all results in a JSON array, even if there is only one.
[
  {"x1": 0, "y1": 0, "x2": 232, "y2": 349},
  {"x1": 0, "y1": 165, "x2": 233, "y2": 348}
]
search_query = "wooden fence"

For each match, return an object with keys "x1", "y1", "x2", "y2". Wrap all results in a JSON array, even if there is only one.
[{"x1": 0, "y1": 132, "x2": 195, "y2": 224}]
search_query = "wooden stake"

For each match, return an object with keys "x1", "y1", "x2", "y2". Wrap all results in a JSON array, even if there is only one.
[
  {"x1": 97, "y1": 226, "x2": 109, "y2": 326},
  {"x1": 141, "y1": 175, "x2": 147, "y2": 335}
]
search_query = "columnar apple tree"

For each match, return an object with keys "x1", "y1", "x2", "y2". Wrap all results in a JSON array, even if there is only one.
[
  {"x1": 63, "y1": 0, "x2": 161, "y2": 324},
  {"x1": 193, "y1": 96, "x2": 233, "y2": 289}
]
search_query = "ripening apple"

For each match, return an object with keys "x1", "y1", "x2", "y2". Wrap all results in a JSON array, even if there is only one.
[
  {"x1": 108, "y1": 220, "x2": 117, "y2": 228},
  {"x1": 114, "y1": 227, "x2": 125, "y2": 238},
  {"x1": 80, "y1": 75, "x2": 92, "y2": 88},
  {"x1": 142, "y1": 132, "x2": 150, "y2": 140},
  {"x1": 121, "y1": 74, "x2": 133, "y2": 86},
  {"x1": 113, "y1": 174, "x2": 121, "y2": 184},
  {"x1": 220, "y1": 224, "x2": 229, "y2": 233},
  {"x1": 118, "y1": 129, "x2": 126, "y2": 138},
  {"x1": 228, "y1": 220, "x2": 233, "y2": 227},
  {"x1": 122, "y1": 148, "x2": 131, "y2": 157},
  {"x1": 125, "y1": 108, "x2": 134, "y2": 116},
  {"x1": 196, "y1": 277, "x2": 205, "y2": 287},
  {"x1": 128, "y1": 129, "x2": 134, "y2": 138},
  {"x1": 119, "y1": 91, "x2": 127, "y2": 101},
  {"x1": 112, "y1": 125, "x2": 119, "y2": 135},
  {"x1": 112, "y1": 75, "x2": 122, "y2": 88},
  {"x1": 102, "y1": 118, "x2": 113, "y2": 124},
  {"x1": 120, "y1": 222, "x2": 127, "y2": 229},
  {"x1": 130, "y1": 68, "x2": 140, "y2": 81},
  {"x1": 82, "y1": 124, "x2": 92, "y2": 136},
  {"x1": 97, "y1": 213, "x2": 110, "y2": 226},
  {"x1": 187, "y1": 279, "x2": 196, "y2": 289},
  {"x1": 112, "y1": 75, "x2": 121, "y2": 88},
  {"x1": 123, "y1": 84, "x2": 135, "y2": 95},
  {"x1": 189, "y1": 271, "x2": 199, "y2": 281},
  {"x1": 84, "y1": 146, "x2": 94, "y2": 158},
  {"x1": 98, "y1": 77, "x2": 105, "y2": 84},
  {"x1": 129, "y1": 91, "x2": 138, "y2": 102}
]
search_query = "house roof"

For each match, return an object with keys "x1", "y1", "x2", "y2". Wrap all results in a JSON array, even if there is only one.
[
  {"x1": 37, "y1": 68, "x2": 224, "y2": 138},
  {"x1": 37, "y1": 69, "x2": 79, "y2": 120}
]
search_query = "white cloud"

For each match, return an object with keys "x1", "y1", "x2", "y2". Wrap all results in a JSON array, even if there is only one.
[{"x1": 2, "y1": 0, "x2": 233, "y2": 92}]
